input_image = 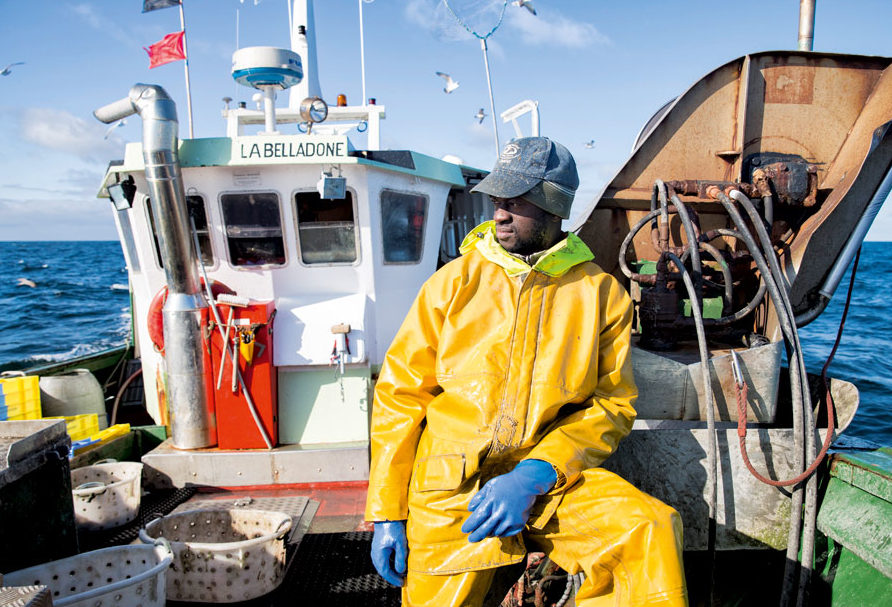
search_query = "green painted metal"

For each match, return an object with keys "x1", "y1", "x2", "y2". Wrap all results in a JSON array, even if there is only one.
[
  {"x1": 277, "y1": 367, "x2": 372, "y2": 445},
  {"x1": 100, "y1": 138, "x2": 468, "y2": 198},
  {"x1": 681, "y1": 296, "x2": 723, "y2": 320},
  {"x1": 830, "y1": 448, "x2": 892, "y2": 503},
  {"x1": 630, "y1": 260, "x2": 723, "y2": 319},
  {"x1": 813, "y1": 533, "x2": 892, "y2": 606},
  {"x1": 180, "y1": 137, "x2": 233, "y2": 166},
  {"x1": 817, "y1": 468, "x2": 892, "y2": 580}
]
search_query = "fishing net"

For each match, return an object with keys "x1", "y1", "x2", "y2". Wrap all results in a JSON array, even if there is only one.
[{"x1": 421, "y1": 0, "x2": 508, "y2": 42}]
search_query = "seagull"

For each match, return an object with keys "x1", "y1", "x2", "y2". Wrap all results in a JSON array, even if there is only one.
[
  {"x1": 16, "y1": 278, "x2": 36, "y2": 288},
  {"x1": 512, "y1": 0, "x2": 537, "y2": 16},
  {"x1": 584, "y1": 140, "x2": 596, "y2": 149},
  {"x1": 1, "y1": 62, "x2": 24, "y2": 76},
  {"x1": 436, "y1": 71, "x2": 460, "y2": 94},
  {"x1": 104, "y1": 119, "x2": 126, "y2": 140},
  {"x1": 474, "y1": 108, "x2": 486, "y2": 124}
]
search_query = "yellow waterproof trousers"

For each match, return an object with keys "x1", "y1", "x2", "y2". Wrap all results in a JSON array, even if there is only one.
[{"x1": 402, "y1": 468, "x2": 687, "y2": 607}]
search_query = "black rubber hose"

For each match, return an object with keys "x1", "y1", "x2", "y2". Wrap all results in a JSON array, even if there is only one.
[
  {"x1": 666, "y1": 251, "x2": 717, "y2": 605},
  {"x1": 729, "y1": 190, "x2": 817, "y2": 607},
  {"x1": 716, "y1": 191, "x2": 809, "y2": 607}
]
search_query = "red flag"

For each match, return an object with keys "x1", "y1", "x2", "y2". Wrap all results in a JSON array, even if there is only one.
[{"x1": 144, "y1": 31, "x2": 186, "y2": 69}]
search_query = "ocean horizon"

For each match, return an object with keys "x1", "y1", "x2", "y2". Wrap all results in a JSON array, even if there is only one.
[{"x1": 2, "y1": 240, "x2": 890, "y2": 445}]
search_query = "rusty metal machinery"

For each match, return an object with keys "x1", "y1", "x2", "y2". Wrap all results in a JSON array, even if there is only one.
[
  {"x1": 573, "y1": 50, "x2": 892, "y2": 607},
  {"x1": 575, "y1": 51, "x2": 892, "y2": 340}
]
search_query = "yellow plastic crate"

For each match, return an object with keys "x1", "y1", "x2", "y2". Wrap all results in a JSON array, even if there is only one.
[
  {"x1": 71, "y1": 424, "x2": 132, "y2": 454},
  {"x1": 0, "y1": 375, "x2": 41, "y2": 420},
  {"x1": 45, "y1": 414, "x2": 100, "y2": 442},
  {"x1": 89, "y1": 423, "x2": 131, "y2": 445}
]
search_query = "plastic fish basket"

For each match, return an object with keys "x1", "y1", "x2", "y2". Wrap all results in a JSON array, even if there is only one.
[
  {"x1": 0, "y1": 375, "x2": 41, "y2": 420},
  {"x1": 71, "y1": 461, "x2": 143, "y2": 531},
  {"x1": 1, "y1": 543, "x2": 172, "y2": 607},
  {"x1": 138, "y1": 509, "x2": 292, "y2": 603}
]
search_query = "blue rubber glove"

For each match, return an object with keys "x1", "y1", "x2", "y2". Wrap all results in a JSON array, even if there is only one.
[
  {"x1": 461, "y1": 459, "x2": 557, "y2": 543},
  {"x1": 371, "y1": 520, "x2": 408, "y2": 587}
]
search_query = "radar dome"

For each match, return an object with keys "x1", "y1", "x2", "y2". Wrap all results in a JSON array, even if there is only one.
[{"x1": 232, "y1": 47, "x2": 303, "y2": 90}]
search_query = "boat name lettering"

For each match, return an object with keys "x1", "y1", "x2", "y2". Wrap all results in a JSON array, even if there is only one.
[{"x1": 239, "y1": 141, "x2": 346, "y2": 159}]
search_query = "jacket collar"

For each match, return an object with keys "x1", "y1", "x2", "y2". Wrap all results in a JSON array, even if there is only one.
[{"x1": 458, "y1": 221, "x2": 594, "y2": 277}]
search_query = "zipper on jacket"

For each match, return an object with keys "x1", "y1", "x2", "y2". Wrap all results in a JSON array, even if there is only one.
[{"x1": 487, "y1": 270, "x2": 538, "y2": 458}]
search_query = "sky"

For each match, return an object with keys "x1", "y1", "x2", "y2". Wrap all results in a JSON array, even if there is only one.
[{"x1": 2, "y1": 0, "x2": 892, "y2": 241}]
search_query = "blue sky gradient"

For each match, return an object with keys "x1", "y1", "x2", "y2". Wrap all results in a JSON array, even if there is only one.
[{"x1": 2, "y1": 0, "x2": 891, "y2": 240}]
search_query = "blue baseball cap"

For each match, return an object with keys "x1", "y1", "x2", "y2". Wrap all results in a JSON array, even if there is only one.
[{"x1": 471, "y1": 137, "x2": 579, "y2": 219}]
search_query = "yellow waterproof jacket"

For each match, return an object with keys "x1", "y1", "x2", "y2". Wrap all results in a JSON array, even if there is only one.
[{"x1": 366, "y1": 222, "x2": 638, "y2": 574}]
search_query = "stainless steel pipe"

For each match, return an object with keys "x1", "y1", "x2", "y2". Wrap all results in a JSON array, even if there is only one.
[
  {"x1": 798, "y1": 0, "x2": 816, "y2": 52},
  {"x1": 95, "y1": 85, "x2": 216, "y2": 449}
]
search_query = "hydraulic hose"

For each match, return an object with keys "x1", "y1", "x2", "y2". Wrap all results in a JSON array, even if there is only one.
[
  {"x1": 111, "y1": 367, "x2": 143, "y2": 426},
  {"x1": 714, "y1": 190, "x2": 811, "y2": 607},
  {"x1": 668, "y1": 194, "x2": 704, "y2": 306},
  {"x1": 650, "y1": 180, "x2": 671, "y2": 254},
  {"x1": 621, "y1": 209, "x2": 761, "y2": 327},
  {"x1": 618, "y1": 208, "x2": 663, "y2": 280},
  {"x1": 712, "y1": 229, "x2": 769, "y2": 324},
  {"x1": 698, "y1": 241, "x2": 733, "y2": 312},
  {"x1": 729, "y1": 190, "x2": 821, "y2": 606},
  {"x1": 666, "y1": 251, "x2": 717, "y2": 605},
  {"x1": 665, "y1": 187, "x2": 717, "y2": 604}
]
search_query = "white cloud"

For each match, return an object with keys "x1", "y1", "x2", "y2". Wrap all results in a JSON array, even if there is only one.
[
  {"x1": 505, "y1": 9, "x2": 610, "y2": 48},
  {"x1": 20, "y1": 108, "x2": 119, "y2": 161},
  {"x1": 69, "y1": 3, "x2": 133, "y2": 46},
  {"x1": 405, "y1": 1, "x2": 609, "y2": 49}
]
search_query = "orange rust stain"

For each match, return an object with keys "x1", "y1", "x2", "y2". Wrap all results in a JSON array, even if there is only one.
[{"x1": 763, "y1": 66, "x2": 815, "y2": 105}]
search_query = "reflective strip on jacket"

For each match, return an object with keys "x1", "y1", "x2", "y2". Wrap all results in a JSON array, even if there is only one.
[{"x1": 366, "y1": 221, "x2": 638, "y2": 574}]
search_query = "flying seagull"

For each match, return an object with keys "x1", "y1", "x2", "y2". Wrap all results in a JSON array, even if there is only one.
[
  {"x1": 436, "y1": 71, "x2": 460, "y2": 94},
  {"x1": 584, "y1": 140, "x2": 596, "y2": 148},
  {"x1": 474, "y1": 108, "x2": 486, "y2": 124},
  {"x1": 104, "y1": 119, "x2": 126, "y2": 140},
  {"x1": 16, "y1": 278, "x2": 36, "y2": 288},
  {"x1": 1, "y1": 62, "x2": 24, "y2": 76},
  {"x1": 512, "y1": 0, "x2": 537, "y2": 16}
]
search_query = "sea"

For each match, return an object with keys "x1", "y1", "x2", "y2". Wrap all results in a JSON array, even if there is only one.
[{"x1": 1, "y1": 240, "x2": 890, "y2": 445}]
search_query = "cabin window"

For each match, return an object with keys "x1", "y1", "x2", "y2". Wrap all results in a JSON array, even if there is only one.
[
  {"x1": 381, "y1": 190, "x2": 427, "y2": 264},
  {"x1": 146, "y1": 195, "x2": 214, "y2": 268},
  {"x1": 294, "y1": 191, "x2": 358, "y2": 264},
  {"x1": 220, "y1": 192, "x2": 286, "y2": 267},
  {"x1": 187, "y1": 195, "x2": 214, "y2": 266},
  {"x1": 440, "y1": 187, "x2": 491, "y2": 264}
]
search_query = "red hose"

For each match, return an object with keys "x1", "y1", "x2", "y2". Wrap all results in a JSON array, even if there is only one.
[{"x1": 736, "y1": 247, "x2": 861, "y2": 487}]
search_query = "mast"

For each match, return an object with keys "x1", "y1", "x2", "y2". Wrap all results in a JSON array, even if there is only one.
[
  {"x1": 288, "y1": 0, "x2": 323, "y2": 108},
  {"x1": 798, "y1": 0, "x2": 816, "y2": 51}
]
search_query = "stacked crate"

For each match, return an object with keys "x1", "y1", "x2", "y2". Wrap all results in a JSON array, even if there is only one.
[{"x1": 0, "y1": 375, "x2": 41, "y2": 421}]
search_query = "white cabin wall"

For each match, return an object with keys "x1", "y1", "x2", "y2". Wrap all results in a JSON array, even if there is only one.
[
  {"x1": 364, "y1": 171, "x2": 451, "y2": 366},
  {"x1": 119, "y1": 179, "x2": 177, "y2": 423},
  {"x1": 118, "y1": 158, "x2": 454, "y2": 429}
]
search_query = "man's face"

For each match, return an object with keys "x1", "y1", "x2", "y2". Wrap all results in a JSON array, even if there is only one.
[{"x1": 491, "y1": 196, "x2": 560, "y2": 255}]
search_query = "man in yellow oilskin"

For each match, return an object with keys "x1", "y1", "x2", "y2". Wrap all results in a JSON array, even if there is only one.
[{"x1": 366, "y1": 136, "x2": 688, "y2": 606}]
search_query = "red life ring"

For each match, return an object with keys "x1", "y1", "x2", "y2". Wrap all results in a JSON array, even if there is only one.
[{"x1": 148, "y1": 279, "x2": 235, "y2": 353}]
